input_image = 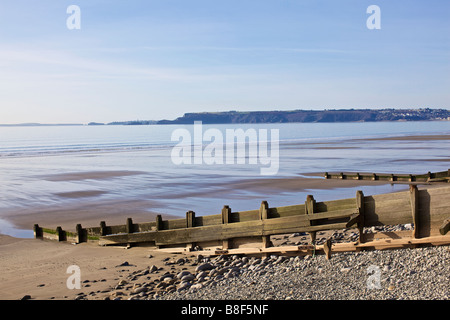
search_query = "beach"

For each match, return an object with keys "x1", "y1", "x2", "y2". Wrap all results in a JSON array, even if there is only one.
[
  {"x1": 0, "y1": 174, "x2": 448, "y2": 301},
  {"x1": 0, "y1": 129, "x2": 449, "y2": 301}
]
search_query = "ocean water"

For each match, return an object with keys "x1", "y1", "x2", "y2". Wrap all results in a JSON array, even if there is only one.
[{"x1": 1, "y1": 121, "x2": 450, "y2": 238}]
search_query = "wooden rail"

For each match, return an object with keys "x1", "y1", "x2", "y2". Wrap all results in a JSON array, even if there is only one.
[
  {"x1": 323, "y1": 169, "x2": 450, "y2": 183},
  {"x1": 34, "y1": 185, "x2": 450, "y2": 256}
]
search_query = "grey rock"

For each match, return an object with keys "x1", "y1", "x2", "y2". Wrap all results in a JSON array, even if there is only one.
[{"x1": 195, "y1": 262, "x2": 215, "y2": 272}]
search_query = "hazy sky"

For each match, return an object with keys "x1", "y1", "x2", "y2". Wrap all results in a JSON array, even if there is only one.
[{"x1": 0, "y1": 0, "x2": 449, "y2": 124}]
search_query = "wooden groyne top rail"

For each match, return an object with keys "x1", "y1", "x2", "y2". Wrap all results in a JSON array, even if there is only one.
[
  {"x1": 34, "y1": 185, "x2": 450, "y2": 256},
  {"x1": 324, "y1": 169, "x2": 450, "y2": 183}
]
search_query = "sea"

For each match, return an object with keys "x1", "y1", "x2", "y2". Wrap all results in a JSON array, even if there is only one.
[{"x1": 1, "y1": 121, "x2": 450, "y2": 238}]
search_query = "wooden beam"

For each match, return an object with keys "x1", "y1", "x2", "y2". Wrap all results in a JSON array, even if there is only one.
[
  {"x1": 306, "y1": 195, "x2": 317, "y2": 244},
  {"x1": 440, "y1": 218, "x2": 450, "y2": 235},
  {"x1": 221, "y1": 205, "x2": 232, "y2": 249},
  {"x1": 100, "y1": 215, "x2": 349, "y2": 246},
  {"x1": 410, "y1": 185, "x2": 420, "y2": 238},
  {"x1": 356, "y1": 190, "x2": 365, "y2": 243},
  {"x1": 346, "y1": 213, "x2": 361, "y2": 228},
  {"x1": 259, "y1": 201, "x2": 271, "y2": 248},
  {"x1": 176, "y1": 235, "x2": 450, "y2": 257}
]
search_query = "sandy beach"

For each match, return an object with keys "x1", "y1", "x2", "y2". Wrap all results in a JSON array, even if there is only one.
[{"x1": 0, "y1": 234, "x2": 183, "y2": 300}]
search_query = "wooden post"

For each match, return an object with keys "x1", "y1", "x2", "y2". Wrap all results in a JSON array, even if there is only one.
[
  {"x1": 323, "y1": 237, "x2": 332, "y2": 260},
  {"x1": 76, "y1": 224, "x2": 84, "y2": 243},
  {"x1": 259, "y1": 201, "x2": 271, "y2": 248},
  {"x1": 305, "y1": 195, "x2": 317, "y2": 244},
  {"x1": 259, "y1": 201, "x2": 269, "y2": 220},
  {"x1": 324, "y1": 172, "x2": 329, "y2": 179},
  {"x1": 185, "y1": 211, "x2": 196, "y2": 251},
  {"x1": 390, "y1": 174, "x2": 395, "y2": 182},
  {"x1": 222, "y1": 205, "x2": 232, "y2": 249},
  {"x1": 372, "y1": 173, "x2": 377, "y2": 181},
  {"x1": 356, "y1": 190, "x2": 365, "y2": 244},
  {"x1": 156, "y1": 215, "x2": 163, "y2": 231},
  {"x1": 410, "y1": 185, "x2": 420, "y2": 239},
  {"x1": 222, "y1": 205, "x2": 231, "y2": 224},
  {"x1": 33, "y1": 224, "x2": 42, "y2": 239},
  {"x1": 126, "y1": 218, "x2": 134, "y2": 234},
  {"x1": 100, "y1": 221, "x2": 107, "y2": 236},
  {"x1": 56, "y1": 226, "x2": 64, "y2": 242},
  {"x1": 186, "y1": 211, "x2": 195, "y2": 228},
  {"x1": 356, "y1": 173, "x2": 361, "y2": 180},
  {"x1": 339, "y1": 172, "x2": 344, "y2": 180}
]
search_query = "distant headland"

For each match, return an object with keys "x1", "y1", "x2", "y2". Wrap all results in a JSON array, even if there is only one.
[
  {"x1": 1, "y1": 108, "x2": 449, "y2": 127},
  {"x1": 92, "y1": 108, "x2": 450, "y2": 126}
]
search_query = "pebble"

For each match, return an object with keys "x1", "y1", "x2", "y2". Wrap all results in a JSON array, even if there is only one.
[{"x1": 195, "y1": 263, "x2": 214, "y2": 272}]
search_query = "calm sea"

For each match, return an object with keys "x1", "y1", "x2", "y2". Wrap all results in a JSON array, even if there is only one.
[{"x1": 1, "y1": 121, "x2": 450, "y2": 237}]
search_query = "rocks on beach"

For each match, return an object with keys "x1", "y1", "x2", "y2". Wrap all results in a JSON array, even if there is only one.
[
  {"x1": 59, "y1": 225, "x2": 448, "y2": 301},
  {"x1": 71, "y1": 244, "x2": 449, "y2": 301}
]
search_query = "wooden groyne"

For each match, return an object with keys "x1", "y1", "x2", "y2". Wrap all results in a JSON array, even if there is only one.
[
  {"x1": 324, "y1": 169, "x2": 450, "y2": 183},
  {"x1": 34, "y1": 184, "x2": 450, "y2": 257}
]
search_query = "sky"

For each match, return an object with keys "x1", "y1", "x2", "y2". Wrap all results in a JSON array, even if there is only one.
[{"x1": 0, "y1": 0, "x2": 449, "y2": 124}]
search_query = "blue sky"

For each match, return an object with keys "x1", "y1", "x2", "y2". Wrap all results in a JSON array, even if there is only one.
[{"x1": 0, "y1": 0, "x2": 449, "y2": 123}]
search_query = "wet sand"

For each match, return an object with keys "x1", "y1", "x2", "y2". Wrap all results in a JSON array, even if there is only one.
[
  {"x1": 38, "y1": 170, "x2": 147, "y2": 182},
  {"x1": 2, "y1": 173, "x2": 398, "y2": 233},
  {"x1": 352, "y1": 134, "x2": 450, "y2": 141}
]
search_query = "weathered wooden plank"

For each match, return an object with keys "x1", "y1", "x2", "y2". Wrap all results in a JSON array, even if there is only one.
[
  {"x1": 316, "y1": 198, "x2": 355, "y2": 213},
  {"x1": 101, "y1": 213, "x2": 350, "y2": 246},
  {"x1": 109, "y1": 225, "x2": 127, "y2": 234},
  {"x1": 364, "y1": 190, "x2": 413, "y2": 226},
  {"x1": 259, "y1": 201, "x2": 270, "y2": 248},
  {"x1": 230, "y1": 209, "x2": 260, "y2": 223},
  {"x1": 440, "y1": 219, "x2": 450, "y2": 235},
  {"x1": 306, "y1": 195, "x2": 317, "y2": 243},
  {"x1": 194, "y1": 213, "x2": 222, "y2": 227},
  {"x1": 410, "y1": 185, "x2": 420, "y2": 238},
  {"x1": 136, "y1": 222, "x2": 155, "y2": 233},
  {"x1": 164, "y1": 218, "x2": 186, "y2": 230},
  {"x1": 268, "y1": 204, "x2": 305, "y2": 218},
  {"x1": 356, "y1": 190, "x2": 365, "y2": 243},
  {"x1": 190, "y1": 235, "x2": 450, "y2": 257}
]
